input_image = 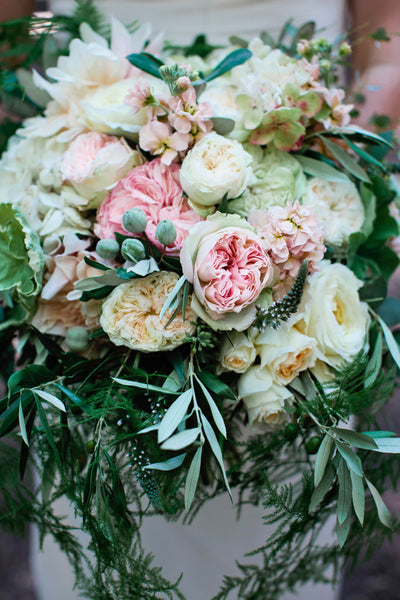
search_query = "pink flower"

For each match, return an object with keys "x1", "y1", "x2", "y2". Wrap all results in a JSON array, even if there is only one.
[
  {"x1": 168, "y1": 87, "x2": 213, "y2": 135},
  {"x1": 139, "y1": 120, "x2": 191, "y2": 165},
  {"x1": 181, "y1": 213, "x2": 273, "y2": 329},
  {"x1": 248, "y1": 201, "x2": 325, "y2": 280},
  {"x1": 124, "y1": 78, "x2": 155, "y2": 114},
  {"x1": 95, "y1": 158, "x2": 202, "y2": 255}
]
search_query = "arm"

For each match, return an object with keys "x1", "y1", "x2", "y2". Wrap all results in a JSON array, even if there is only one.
[{"x1": 350, "y1": 0, "x2": 400, "y2": 129}]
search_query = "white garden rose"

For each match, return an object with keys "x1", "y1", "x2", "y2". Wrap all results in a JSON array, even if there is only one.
[
  {"x1": 218, "y1": 331, "x2": 256, "y2": 373},
  {"x1": 295, "y1": 261, "x2": 370, "y2": 367},
  {"x1": 238, "y1": 365, "x2": 294, "y2": 430},
  {"x1": 100, "y1": 271, "x2": 196, "y2": 352},
  {"x1": 255, "y1": 322, "x2": 317, "y2": 384},
  {"x1": 302, "y1": 178, "x2": 365, "y2": 247},
  {"x1": 179, "y1": 132, "x2": 253, "y2": 206}
]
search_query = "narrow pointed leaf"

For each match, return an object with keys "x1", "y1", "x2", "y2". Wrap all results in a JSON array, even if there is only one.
[
  {"x1": 366, "y1": 478, "x2": 392, "y2": 528},
  {"x1": 332, "y1": 427, "x2": 377, "y2": 450},
  {"x1": 34, "y1": 389, "x2": 66, "y2": 412},
  {"x1": 295, "y1": 155, "x2": 349, "y2": 182},
  {"x1": 336, "y1": 442, "x2": 363, "y2": 476},
  {"x1": 184, "y1": 446, "x2": 202, "y2": 510},
  {"x1": 372, "y1": 437, "x2": 400, "y2": 453},
  {"x1": 364, "y1": 332, "x2": 383, "y2": 388},
  {"x1": 336, "y1": 510, "x2": 352, "y2": 548},
  {"x1": 337, "y1": 459, "x2": 352, "y2": 525},
  {"x1": 363, "y1": 430, "x2": 396, "y2": 438},
  {"x1": 159, "y1": 275, "x2": 185, "y2": 321},
  {"x1": 113, "y1": 377, "x2": 180, "y2": 395},
  {"x1": 161, "y1": 427, "x2": 200, "y2": 451},
  {"x1": 137, "y1": 423, "x2": 160, "y2": 435},
  {"x1": 377, "y1": 315, "x2": 400, "y2": 371},
  {"x1": 35, "y1": 397, "x2": 59, "y2": 458},
  {"x1": 195, "y1": 375, "x2": 226, "y2": 437},
  {"x1": 309, "y1": 463, "x2": 336, "y2": 512},
  {"x1": 200, "y1": 413, "x2": 232, "y2": 500},
  {"x1": 206, "y1": 49, "x2": 252, "y2": 82},
  {"x1": 321, "y1": 136, "x2": 370, "y2": 182},
  {"x1": 126, "y1": 53, "x2": 163, "y2": 79},
  {"x1": 197, "y1": 371, "x2": 236, "y2": 401},
  {"x1": 314, "y1": 433, "x2": 334, "y2": 487},
  {"x1": 144, "y1": 453, "x2": 186, "y2": 471},
  {"x1": 158, "y1": 388, "x2": 193, "y2": 443},
  {"x1": 350, "y1": 470, "x2": 365, "y2": 525},
  {"x1": 18, "y1": 399, "x2": 29, "y2": 447}
]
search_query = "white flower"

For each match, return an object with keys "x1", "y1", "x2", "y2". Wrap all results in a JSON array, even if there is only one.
[
  {"x1": 218, "y1": 331, "x2": 256, "y2": 373},
  {"x1": 295, "y1": 261, "x2": 370, "y2": 367},
  {"x1": 255, "y1": 322, "x2": 317, "y2": 385},
  {"x1": 302, "y1": 178, "x2": 365, "y2": 246},
  {"x1": 100, "y1": 271, "x2": 196, "y2": 352},
  {"x1": 179, "y1": 133, "x2": 253, "y2": 206},
  {"x1": 238, "y1": 365, "x2": 294, "y2": 430}
]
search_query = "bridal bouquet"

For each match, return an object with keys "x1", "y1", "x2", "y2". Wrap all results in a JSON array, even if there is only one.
[{"x1": 1, "y1": 6, "x2": 400, "y2": 599}]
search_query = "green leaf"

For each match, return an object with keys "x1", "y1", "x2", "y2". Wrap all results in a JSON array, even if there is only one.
[
  {"x1": 33, "y1": 389, "x2": 66, "y2": 412},
  {"x1": 137, "y1": 423, "x2": 160, "y2": 435},
  {"x1": 160, "y1": 427, "x2": 200, "y2": 451},
  {"x1": 377, "y1": 314, "x2": 400, "y2": 371},
  {"x1": 364, "y1": 332, "x2": 383, "y2": 388},
  {"x1": 158, "y1": 388, "x2": 193, "y2": 443},
  {"x1": 372, "y1": 437, "x2": 400, "y2": 453},
  {"x1": 331, "y1": 125, "x2": 392, "y2": 147},
  {"x1": 295, "y1": 155, "x2": 349, "y2": 182},
  {"x1": 144, "y1": 453, "x2": 186, "y2": 471},
  {"x1": 159, "y1": 275, "x2": 186, "y2": 321},
  {"x1": 309, "y1": 463, "x2": 336, "y2": 512},
  {"x1": 340, "y1": 134, "x2": 383, "y2": 168},
  {"x1": 113, "y1": 377, "x2": 181, "y2": 395},
  {"x1": 363, "y1": 430, "x2": 396, "y2": 438},
  {"x1": 197, "y1": 371, "x2": 236, "y2": 401},
  {"x1": 83, "y1": 450, "x2": 99, "y2": 511},
  {"x1": 314, "y1": 433, "x2": 334, "y2": 487},
  {"x1": 335, "y1": 441, "x2": 363, "y2": 476},
  {"x1": 332, "y1": 427, "x2": 378, "y2": 450},
  {"x1": 337, "y1": 458, "x2": 352, "y2": 525},
  {"x1": 336, "y1": 509, "x2": 352, "y2": 548},
  {"x1": 83, "y1": 256, "x2": 110, "y2": 271},
  {"x1": 377, "y1": 297, "x2": 400, "y2": 327},
  {"x1": 195, "y1": 375, "x2": 226, "y2": 437},
  {"x1": 205, "y1": 48, "x2": 252, "y2": 82},
  {"x1": 35, "y1": 396, "x2": 59, "y2": 459},
  {"x1": 350, "y1": 470, "x2": 365, "y2": 526},
  {"x1": 18, "y1": 397, "x2": 29, "y2": 446},
  {"x1": 54, "y1": 383, "x2": 93, "y2": 415},
  {"x1": 19, "y1": 404, "x2": 36, "y2": 480},
  {"x1": 365, "y1": 478, "x2": 392, "y2": 528},
  {"x1": 200, "y1": 413, "x2": 232, "y2": 500},
  {"x1": 0, "y1": 391, "x2": 34, "y2": 438},
  {"x1": 359, "y1": 184, "x2": 377, "y2": 238},
  {"x1": 320, "y1": 136, "x2": 370, "y2": 183},
  {"x1": 184, "y1": 446, "x2": 202, "y2": 510},
  {"x1": 126, "y1": 52, "x2": 163, "y2": 79},
  {"x1": 211, "y1": 117, "x2": 235, "y2": 135}
]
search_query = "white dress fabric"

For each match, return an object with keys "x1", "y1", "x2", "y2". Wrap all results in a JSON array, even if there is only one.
[{"x1": 33, "y1": 2, "x2": 346, "y2": 599}]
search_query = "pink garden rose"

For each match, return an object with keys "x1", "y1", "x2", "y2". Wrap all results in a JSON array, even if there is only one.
[
  {"x1": 181, "y1": 213, "x2": 273, "y2": 331},
  {"x1": 95, "y1": 158, "x2": 202, "y2": 255}
]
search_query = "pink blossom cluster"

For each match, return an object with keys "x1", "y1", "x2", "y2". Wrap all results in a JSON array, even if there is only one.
[
  {"x1": 248, "y1": 201, "x2": 325, "y2": 286},
  {"x1": 125, "y1": 73, "x2": 213, "y2": 165},
  {"x1": 95, "y1": 158, "x2": 202, "y2": 255}
]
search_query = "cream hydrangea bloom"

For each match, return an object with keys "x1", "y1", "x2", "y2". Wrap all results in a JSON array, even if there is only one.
[{"x1": 100, "y1": 271, "x2": 196, "y2": 352}]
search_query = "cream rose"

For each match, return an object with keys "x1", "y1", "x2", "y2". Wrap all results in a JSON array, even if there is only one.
[
  {"x1": 100, "y1": 271, "x2": 196, "y2": 352},
  {"x1": 180, "y1": 213, "x2": 273, "y2": 331},
  {"x1": 302, "y1": 178, "x2": 365, "y2": 247},
  {"x1": 218, "y1": 331, "x2": 256, "y2": 373},
  {"x1": 238, "y1": 365, "x2": 294, "y2": 430},
  {"x1": 295, "y1": 261, "x2": 370, "y2": 367},
  {"x1": 255, "y1": 322, "x2": 317, "y2": 385},
  {"x1": 179, "y1": 132, "x2": 253, "y2": 207}
]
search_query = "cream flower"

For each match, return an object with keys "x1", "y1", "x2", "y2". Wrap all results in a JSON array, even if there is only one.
[
  {"x1": 218, "y1": 331, "x2": 256, "y2": 373},
  {"x1": 100, "y1": 271, "x2": 196, "y2": 352},
  {"x1": 302, "y1": 178, "x2": 365, "y2": 247},
  {"x1": 180, "y1": 133, "x2": 253, "y2": 207},
  {"x1": 295, "y1": 261, "x2": 370, "y2": 367},
  {"x1": 238, "y1": 366, "x2": 294, "y2": 430}
]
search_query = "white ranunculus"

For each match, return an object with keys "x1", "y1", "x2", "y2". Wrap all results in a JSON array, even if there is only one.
[
  {"x1": 238, "y1": 365, "x2": 294, "y2": 430},
  {"x1": 218, "y1": 331, "x2": 257, "y2": 373},
  {"x1": 255, "y1": 322, "x2": 317, "y2": 385},
  {"x1": 296, "y1": 261, "x2": 370, "y2": 367},
  {"x1": 100, "y1": 271, "x2": 196, "y2": 352},
  {"x1": 179, "y1": 132, "x2": 253, "y2": 206},
  {"x1": 302, "y1": 178, "x2": 365, "y2": 247}
]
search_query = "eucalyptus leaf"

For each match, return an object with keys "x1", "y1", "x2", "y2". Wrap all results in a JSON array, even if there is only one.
[
  {"x1": 350, "y1": 470, "x2": 365, "y2": 525},
  {"x1": 335, "y1": 442, "x2": 363, "y2": 477},
  {"x1": 200, "y1": 413, "x2": 232, "y2": 500},
  {"x1": 113, "y1": 377, "x2": 180, "y2": 395},
  {"x1": 195, "y1": 375, "x2": 226, "y2": 437},
  {"x1": 205, "y1": 48, "x2": 252, "y2": 82},
  {"x1": 314, "y1": 433, "x2": 334, "y2": 487},
  {"x1": 320, "y1": 136, "x2": 370, "y2": 183},
  {"x1": 144, "y1": 453, "x2": 186, "y2": 471},
  {"x1": 377, "y1": 315, "x2": 400, "y2": 371},
  {"x1": 158, "y1": 388, "x2": 193, "y2": 443},
  {"x1": 126, "y1": 53, "x2": 163, "y2": 79},
  {"x1": 161, "y1": 427, "x2": 200, "y2": 451},
  {"x1": 309, "y1": 463, "x2": 336, "y2": 512},
  {"x1": 211, "y1": 117, "x2": 235, "y2": 135},
  {"x1": 366, "y1": 478, "x2": 392, "y2": 528},
  {"x1": 332, "y1": 427, "x2": 378, "y2": 450},
  {"x1": 295, "y1": 155, "x2": 349, "y2": 183},
  {"x1": 33, "y1": 389, "x2": 66, "y2": 412},
  {"x1": 337, "y1": 459, "x2": 352, "y2": 525},
  {"x1": 184, "y1": 446, "x2": 202, "y2": 510}
]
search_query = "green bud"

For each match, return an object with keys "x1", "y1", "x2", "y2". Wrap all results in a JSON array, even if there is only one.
[
  {"x1": 155, "y1": 219, "x2": 177, "y2": 246},
  {"x1": 305, "y1": 436, "x2": 322, "y2": 454},
  {"x1": 96, "y1": 238, "x2": 120, "y2": 260},
  {"x1": 338, "y1": 42, "x2": 351, "y2": 58},
  {"x1": 65, "y1": 326, "x2": 89, "y2": 353},
  {"x1": 86, "y1": 440, "x2": 96, "y2": 454},
  {"x1": 122, "y1": 208, "x2": 148, "y2": 234},
  {"x1": 283, "y1": 423, "x2": 299, "y2": 441},
  {"x1": 121, "y1": 238, "x2": 146, "y2": 263}
]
